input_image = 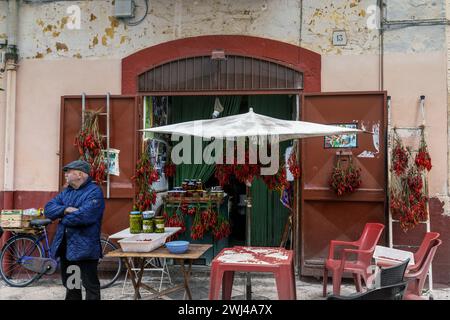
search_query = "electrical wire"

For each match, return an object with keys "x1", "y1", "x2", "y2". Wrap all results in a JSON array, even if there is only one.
[
  {"x1": 125, "y1": 0, "x2": 149, "y2": 26},
  {"x1": 382, "y1": 19, "x2": 450, "y2": 31}
]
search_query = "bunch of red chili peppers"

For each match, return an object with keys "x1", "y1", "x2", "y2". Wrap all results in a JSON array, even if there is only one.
[
  {"x1": 166, "y1": 203, "x2": 231, "y2": 241},
  {"x1": 131, "y1": 147, "x2": 159, "y2": 212},
  {"x1": 215, "y1": 149, "x2": 260, "y2": 186},
  {"x1": 329, "y1": 156, "x2": 362, "y2": 196},
  {"x1": 391, "y1": 168, "x2": 428, "y2": 231},
  {"x1": 392, "y1": 137, "x2": 409, "y2": 176},
  {"x1": 415, "y1": 135, "x2": 432, "y2": 172},
  {"x1": 163, "y1": 160, "x2": 176, "y2": 178},
  {"x1": 73, "y1": 110, "x2": 107, "y2": 184},
  {"x1": 212, "y1": 215, "x2": 232, "y2": 241},
  {"x1": 390, "y1": 133, "x2": 431, "y2": 231},
  {"x1": 261, "y1": 165, "x2": 290, "y2": 192},
  {"x1": 180, "y1": 202, "x2": 197, "y2": 216},
  {"x1": 215, "y1": 145, "x2": 298, "y2": 192},
  {"x1": 163, "y1": 211, "x2": 186, "y2": 241},
  {"x1": 190, "y1": 207, "x2": 230, "y2": 241}
]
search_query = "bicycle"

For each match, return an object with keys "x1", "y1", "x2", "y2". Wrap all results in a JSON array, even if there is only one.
[{"x1": 0, "y1": 218, "x2": 122, "y2": 289}]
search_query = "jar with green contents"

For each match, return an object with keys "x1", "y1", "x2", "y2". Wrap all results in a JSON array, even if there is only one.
[
  {"x1": 154, "y1": 216, "x2": 165, "y2": 233},
  {"x1": 142, "y1": 211, "x2": 154, "y2": 233},
  {"x1": 129, "y1": 211, "x2": 142, "y2": 234}
]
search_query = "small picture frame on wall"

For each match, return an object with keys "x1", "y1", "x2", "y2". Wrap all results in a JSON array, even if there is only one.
[{"x1": 324, "y1": 123, "x2": 358, "y2": 148}]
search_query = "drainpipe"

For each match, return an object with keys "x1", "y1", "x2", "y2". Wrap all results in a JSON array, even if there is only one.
[
  {"x1": 378, "y1": 0, "x2": 384, "y2": 91},
  {"x1": 2, "y1": 0, "x2": 19, "y2": 245}
]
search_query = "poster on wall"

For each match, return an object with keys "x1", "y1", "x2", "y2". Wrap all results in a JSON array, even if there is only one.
[
  {"x1": 103, "y1": 148, "x2": 120, "y2": 176},
  {"x1": 144, "y1": 96, "x2": 168, "y2": 139},
  {"x1": 324, "y1": 123, "x2": 358, "y2": 148},
  {"x1": 146, "y1": 139, "x2": 168, "y2": 192}
]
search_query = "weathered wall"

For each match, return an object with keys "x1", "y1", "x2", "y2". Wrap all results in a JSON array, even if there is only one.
[
  {"x1": 0, "y1": 0, "x2": 446, "y2": 197},
  {"x1": 315, "y1": 0, "x2": 448, "y2": 199},
  {"x1": 301, "y1": 0, "x2": 379, "y2": 55},
  {"x1": 16, "y1": 0, "x2": 302, "y2": 60}
]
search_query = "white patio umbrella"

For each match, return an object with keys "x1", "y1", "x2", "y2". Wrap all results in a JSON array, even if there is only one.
[
  {"x1": 142, "y1": 107, "x2": 363, "y2": 141},
  {"x1": 142, "y1": 107, "x2": 366, "y2": 299}
]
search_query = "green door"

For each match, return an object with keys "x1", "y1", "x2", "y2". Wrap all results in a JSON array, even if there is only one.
[{"x1": 248, "y1": 95, "x2": 293, "y2": 246}]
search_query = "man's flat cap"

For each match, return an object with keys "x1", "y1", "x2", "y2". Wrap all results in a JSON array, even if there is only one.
[{"x1": 63, "y1": 160, "x2": 91, "y2": 175}]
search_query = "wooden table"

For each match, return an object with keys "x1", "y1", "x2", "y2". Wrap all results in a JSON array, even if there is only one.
[{"x1": 106, "y1": 244, "x2": 212, "y2": 300}]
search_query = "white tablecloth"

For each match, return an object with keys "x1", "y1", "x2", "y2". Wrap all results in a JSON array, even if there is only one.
[
  {"x1": 107, "y1": 227, "x2": 181, "y2": 240},
  {"x1": 373, "y1": 245, "x2": 415, "y2": 265}
]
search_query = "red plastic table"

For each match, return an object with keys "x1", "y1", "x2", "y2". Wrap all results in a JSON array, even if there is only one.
[{"x1": 209, "y1": 246, "x2": 296, "y2": 300}]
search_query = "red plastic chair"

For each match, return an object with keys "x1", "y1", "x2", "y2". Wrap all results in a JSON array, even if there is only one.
[
  {"x1": 410, "y1": 232, "x2": 440, "y2": 271},
  {"x1": 377, "y1": 232, "x2": 440, "y2": 271},
  {"x1": 323, "y1": 222, "x2": 385, "y2": 297},
  {"x1": 403, "y1": 239, "x2": 442, "y2": 300}
]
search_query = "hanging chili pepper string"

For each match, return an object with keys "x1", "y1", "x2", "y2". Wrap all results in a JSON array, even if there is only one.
[
  {"x1": 390, "y1": 131, "x2": 431, "y2": 232},
  {"x1": 74, "y1": 109, "x2": 107, "y2": 184},
  {"x1": 216, "y1": 144, "x2": 297, "y2": 192},
  {"x1": 132, "y1": 141, "x2": 159, "y2": 212},
  {"x1": 329, "y1": 155, "x2": 361, "y2": 196}
]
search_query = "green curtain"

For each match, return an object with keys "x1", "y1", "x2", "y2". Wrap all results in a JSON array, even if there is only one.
[
  {"x1": 248, "y1": 95, "x2": 293, "y2": 246},
  {"x1": 170, "y1": 96, "x2": 241, "y2": 186}
]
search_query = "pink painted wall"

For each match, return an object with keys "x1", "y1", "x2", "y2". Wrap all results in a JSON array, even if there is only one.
[
  {"x1": 322, "y1": 52, "x2": 448, "y2": 196},
  {"x1": 12, "y1": 59, "x2": 122, "y2": 191}
]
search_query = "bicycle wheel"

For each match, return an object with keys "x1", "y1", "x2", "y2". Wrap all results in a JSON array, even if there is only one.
[
  {"x1": 0, "y1": 235, "x2": 43, "y2": 287},
  {"x1": 98, "y1": 238, "x2": 122, "y2": 289}
]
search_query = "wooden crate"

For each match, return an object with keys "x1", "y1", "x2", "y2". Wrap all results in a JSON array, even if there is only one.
[{"x1": 1, "y1": 212, "x2": 35, "y2": 229}]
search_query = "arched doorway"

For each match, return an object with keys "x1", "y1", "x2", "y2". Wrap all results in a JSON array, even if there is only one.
[
  {"x1": 123, "y1": 36, "x2": 317, "y2": 261},
  {"x1": 121, "y1": 35, "x2": 321, "y2": 94}
]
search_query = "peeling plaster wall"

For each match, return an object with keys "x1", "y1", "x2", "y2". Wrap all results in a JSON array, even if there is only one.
[
  {"x1": 16, "y1": 0, "x2": 301, "y2": 60},
  {"x1": 301, "y1": 0, "x2": 380, "y2": 55},
  {"x1": 385, "y1": 0, "x2": 445, "y2": 21}
]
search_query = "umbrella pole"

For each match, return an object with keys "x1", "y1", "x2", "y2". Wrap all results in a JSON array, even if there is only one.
[{"x1": 245, "y1": 184, "x2": 252, "y2": 300}]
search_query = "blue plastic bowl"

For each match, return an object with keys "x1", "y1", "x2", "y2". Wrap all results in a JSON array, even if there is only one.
[{"x1": 165, "y1": 240, "x2": 190, "y2": 254}]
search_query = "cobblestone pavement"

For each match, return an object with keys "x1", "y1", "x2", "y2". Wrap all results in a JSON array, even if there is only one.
[{"x1": 1, "y1": 265, "x2": 449, "y2": 300}]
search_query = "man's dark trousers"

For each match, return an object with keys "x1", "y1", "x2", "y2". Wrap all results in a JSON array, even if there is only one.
[
  {"x1": 60, "y1": 255, "x2": 101, "y2": 300},
  {"x1": 60, "y1": 239, "x2": 100, "y2": 300}
]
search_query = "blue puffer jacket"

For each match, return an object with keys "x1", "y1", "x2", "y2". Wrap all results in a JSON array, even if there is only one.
[{"x1": 44, "y1": 177, "x2": 105, "y2": 261}]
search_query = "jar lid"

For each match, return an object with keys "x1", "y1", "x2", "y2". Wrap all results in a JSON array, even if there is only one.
[{"x1": 130, "y1": 211, "x2": 141, "y2": 215}]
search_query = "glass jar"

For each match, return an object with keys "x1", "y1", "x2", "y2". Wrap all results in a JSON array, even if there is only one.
[
  {"x1": 154, "y1": 216, "x2": 165, "y2": 233},
  {"x1": 196, "y1": 179, "x2": 203, "y2": 190},
  {"x1": 142, "y1": 211, "x2": 154, "y2": 233},
  {"x1": 129, "y1": 211, "x2": 142, "y2": 234}
]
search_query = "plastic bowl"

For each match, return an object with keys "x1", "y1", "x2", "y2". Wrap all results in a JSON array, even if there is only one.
[{"x1": 165, "y1": 240, "x2": 190, "y2": 254}]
